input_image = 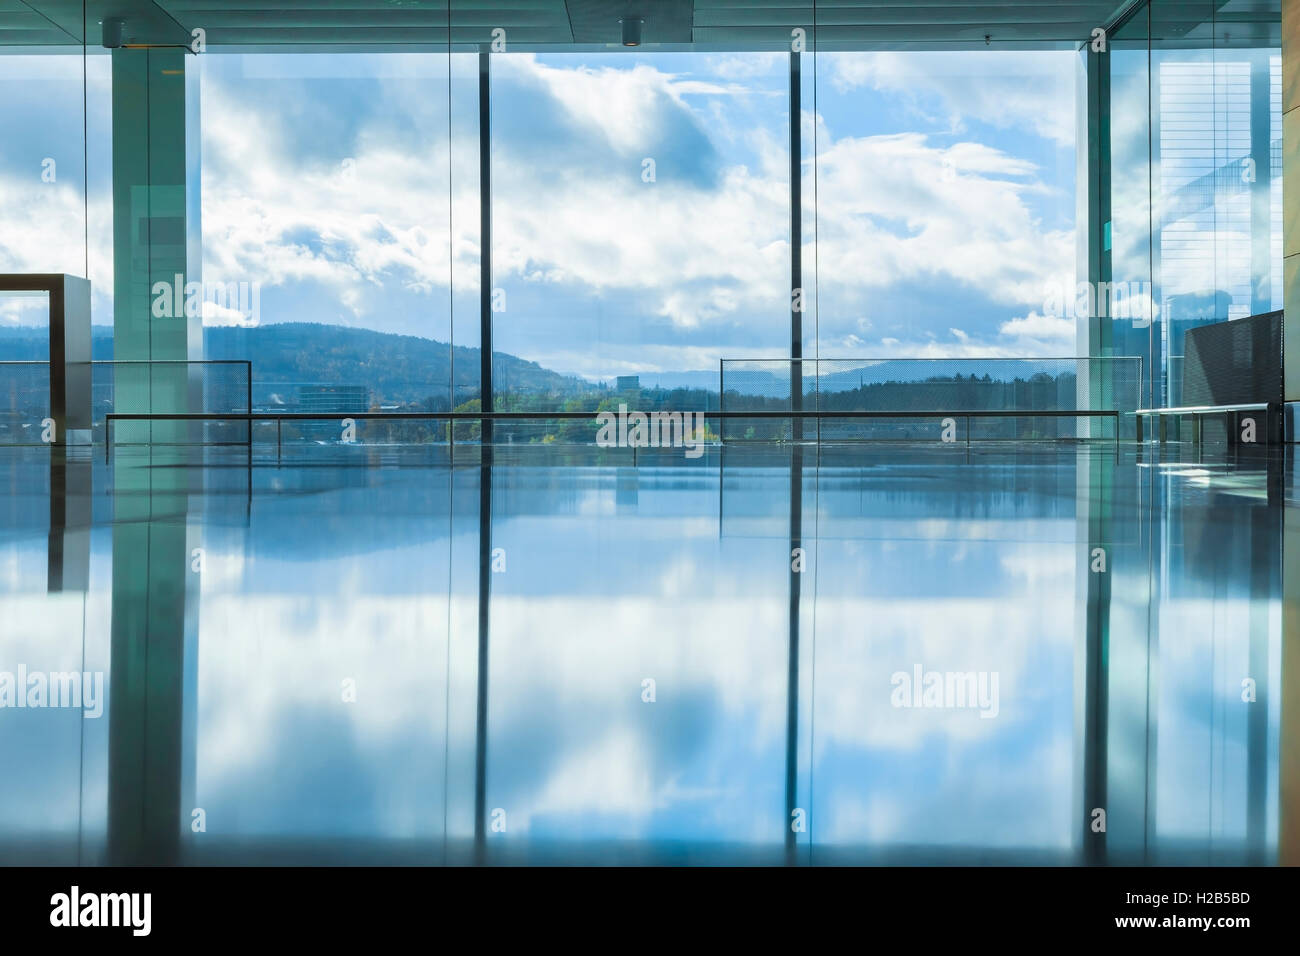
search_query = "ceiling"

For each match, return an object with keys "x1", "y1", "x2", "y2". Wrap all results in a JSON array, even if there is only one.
[{"x1": 0, "y1": 1, "x2": 1280, "y2": 51}]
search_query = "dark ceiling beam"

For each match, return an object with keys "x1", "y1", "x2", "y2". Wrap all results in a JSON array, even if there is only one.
[{"x1": 3, "y1": 0, "x2": 1276, "y2": 50}]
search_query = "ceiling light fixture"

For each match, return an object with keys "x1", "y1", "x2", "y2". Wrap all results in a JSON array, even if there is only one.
[
  {"x1": 101, "y1": 17, "x2": 125, "y2": 49},
  {"x1": 620, "y1": 17, "x2": 644, "y2": 47}
]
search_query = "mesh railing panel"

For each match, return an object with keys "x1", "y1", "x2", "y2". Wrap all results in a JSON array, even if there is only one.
[
  {"x1": 719, "y1": 357, "x2": 1141, "y2": 441},
  {"x1": 0, "y1": 360, "x2": 251, "y2": 445}
]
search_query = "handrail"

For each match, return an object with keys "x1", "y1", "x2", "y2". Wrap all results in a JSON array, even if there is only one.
[
  {"x1": 0, "y1": 359, "x2": 251, "y2": 364},
  {"x1": 1, "y1": 360, "x2": 254, "y2": 430},
  {"x1": 104, "y1": 408, "x2": 1121, "y2": 462},
  {"x1": 1131, "y1": 402, "x2": 1278, "y2": 444},
  {"x1": 1135, "y1": 403, "x2": 1274, "y2": 415},
  {"x1": 106, "y1": 409, "x2": 1120, "y2": 420}
]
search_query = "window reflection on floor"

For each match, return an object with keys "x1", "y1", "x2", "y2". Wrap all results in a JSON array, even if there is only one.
[{"x1": 0, "y1": 443, "x2": 1285, "y2": 865}]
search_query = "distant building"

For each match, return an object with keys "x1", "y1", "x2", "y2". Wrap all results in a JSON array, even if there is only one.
[
  {"x1": 297, "y1": 384, "x2": 369, "y2": 414},
  {"x1": 615, "y1": 375, "x2": 640, "y2": 392}
]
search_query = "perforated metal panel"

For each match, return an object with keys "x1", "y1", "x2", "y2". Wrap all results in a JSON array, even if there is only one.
[{"x1": 1182, "y1": 310, "x2": 1283, "y2": 406}]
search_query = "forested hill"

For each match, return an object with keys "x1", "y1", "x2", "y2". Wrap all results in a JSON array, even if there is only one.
[
  {"x1": 202, "y1": 323, "x2": 590, "y2": 403},
  {"x1": 0, "y1": 322, "x2": 592, "y2": 405}
]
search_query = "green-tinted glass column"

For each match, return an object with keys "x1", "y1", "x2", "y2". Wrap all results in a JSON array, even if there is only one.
[
  {"x1": 111, "y1": 45, "x2": 202, "y2": 444},
  {"x1": 107, "y1": 43, "x2": 202, "y2": 865}
]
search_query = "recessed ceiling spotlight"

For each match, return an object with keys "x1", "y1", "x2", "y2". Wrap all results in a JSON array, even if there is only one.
[{"x1": 621, "y1": 16, "x2": 644, "y2": 47}]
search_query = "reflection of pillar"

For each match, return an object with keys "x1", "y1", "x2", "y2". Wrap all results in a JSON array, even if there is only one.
[
  {"x1": 615, "y1": 466, "x2": 638, "y2": 511},
  {"x1": 108, "y1": 458, "x2": 193, "y2": 866},
  {"x1": 1076, "y1": 452, "x2": 1111, "y2": 864},
  {"x1": 474, "y1": 458, "x2": 492, "y2": 865},
  {"x1": 784, "y1": 445, "x2": 802, "y2": 865},
  {"x1": 1246, "y1": 467, "x2": 1281, "y2": 862},
  {"x1": 47, "y1": 448, "x2": 90, "y2": 593},
  {"x1": 1281, "y1": 497, "x2": 1300, "y2": 864}
]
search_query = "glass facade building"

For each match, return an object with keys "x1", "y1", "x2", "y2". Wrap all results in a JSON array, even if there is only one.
[{"x1": 1, "y1": 0, "x2": 1297, "y2": 882}]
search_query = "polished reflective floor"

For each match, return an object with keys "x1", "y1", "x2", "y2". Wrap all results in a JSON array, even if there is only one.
[{"x1": 0, "y1": 440, "x2": 1292, "y2": 865}]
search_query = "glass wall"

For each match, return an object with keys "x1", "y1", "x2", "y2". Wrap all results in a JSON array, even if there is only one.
[
  {"x1": 808, "y1": 50, "x2": 1078, "y2": 361},
  {"x1": 487, "y1": 49, "x2": 790, "y2": 442},
  {"x1": 1103, "y1": 0, "x2": 1282, "y2": 410},
  {"x1": 1106, "y1": 10, "x2": 1157, "y2": 409},
  {"x1": 195, "y1": 50, "x2": 477, "y2": 445},
  {"x1": 1, "y1": 1, "x2": 1280, "y2": 439},
  {"x1": 0, "y1": 44, "x2": 112, "y2": 438},
  {"x1": 0, "y1": 52, "x2": 111, "y2": 315}
]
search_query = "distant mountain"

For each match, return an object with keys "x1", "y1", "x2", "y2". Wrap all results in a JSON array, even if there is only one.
[
  {"x1": 632, "y1": 370, "x2": 728, "y2": 391},
  {"x1": 0, "y1": 325, "x2": 115, "y2": 361},
  {"x1": 814, "y1": 358, "x2": 1078, "y2": 393},
  {"x1": 203, "y1": 323, "x2": 592, "y2": 407},
  {"x1": 0, "y1": 322, "x2": 594, "y2": 408},
  {"x1": 0, "y1": 325, "x2": 1074, "y2": 408},
  {"x1": 721, "y1": 358, "x2": 1082, "y2": 397}
]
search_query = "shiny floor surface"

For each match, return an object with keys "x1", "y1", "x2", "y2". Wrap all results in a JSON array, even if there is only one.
[{"x1": 0, "y1": 441, "x2": 1289, "y2": 865}]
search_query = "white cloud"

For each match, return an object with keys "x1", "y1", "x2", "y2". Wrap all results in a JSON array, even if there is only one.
[
  {"x1": 815, "y1": 315, "x2": 1078, "y2": 360},
  {"x1": 811, "y1": 131, "x2": 1072, "y2": 307},
  {"x1": 202, "y1": 300, "x2": 254, "y2": 328},
  {"x1": 704, "y1": 53, "x2": 785, "y2": 81},
  {"x1": 998, "y1": 311, "x2": 1076, "y2": 353},
  {"x1": 192, "y1": 50, "x2": 1073, "y2": 336},
  {"x1": 0, "y1": 178, "x2": 114, "y2": 324},
  {"x1": 826, "y1": 51, "x2": 1076, "y2": 146},
  {"x1": 1, "y1": 49, "x2": 1083, "y2": 373}
]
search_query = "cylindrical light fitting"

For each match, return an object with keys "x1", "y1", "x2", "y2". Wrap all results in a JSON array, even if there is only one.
[
  {"x1": 102, "y1": 17, "x2": 125, "y2": 49},
  {"x1": 620, "y1": 17, "x2": 643, "y2": 47}
]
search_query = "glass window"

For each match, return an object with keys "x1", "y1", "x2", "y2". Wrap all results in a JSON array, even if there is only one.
[
  {"x1": 196, "y1": 51, "x2": 476, "y2": 444},
  {"x1": 488, "y1": 51, "x2": 790, "y2": 441}
]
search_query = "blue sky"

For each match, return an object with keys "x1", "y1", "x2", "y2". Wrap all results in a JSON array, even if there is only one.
[
  {"x1": 0, "y1": 48, "x2": 1079, "y2": 377},
  {"x1": 0, "y1": 54, "x2": 111, "y2": 328}
]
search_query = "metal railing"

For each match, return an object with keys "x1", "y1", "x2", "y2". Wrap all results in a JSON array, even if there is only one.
[
  {"x1": 0, "y1": 359, "x2": 252, "y2": 444},
  {"x1": 719, "y1": 356, "x2": 1142, "y2": 441},
  {"x1": 1135, "y1": 402, "x2": 1279, "y2": 444},
  {"x1": 104, "y1": 408, "x2": 1120, "y2": 461}
]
